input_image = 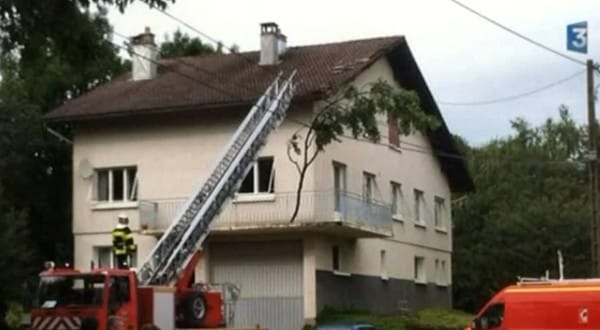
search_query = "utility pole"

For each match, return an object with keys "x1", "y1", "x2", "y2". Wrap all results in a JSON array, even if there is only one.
[{"x1": 587, "y1": 59, "x2": 600, "y2": 277}]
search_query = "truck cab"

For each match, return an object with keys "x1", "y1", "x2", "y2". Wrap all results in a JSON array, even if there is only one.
[{"x1": 31, "y1": 266, "x2": 139, "y2": 330}]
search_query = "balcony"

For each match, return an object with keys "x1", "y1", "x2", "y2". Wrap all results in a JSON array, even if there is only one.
[{"x1": 139, "y1": 191, "x2": 392, "y2": 238}]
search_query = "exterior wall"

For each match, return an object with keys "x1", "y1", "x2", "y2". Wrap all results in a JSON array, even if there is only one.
[
  {"x1": 72, "y1": 105, "x2": 314, "y2": 270},
  {"x1": 309, "y1": 57, "x2": 453, "y2": 311},
  {"x1": 316, "y1": 271, "x2": 451, "y2": 313}
]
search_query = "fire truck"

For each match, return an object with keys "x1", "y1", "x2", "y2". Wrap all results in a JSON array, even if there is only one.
[{"x1": 30, "y1": 71, "x2": 296, "y2": 330}]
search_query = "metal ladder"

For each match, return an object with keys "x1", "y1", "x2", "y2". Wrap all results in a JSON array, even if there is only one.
[{"x1": 137, "y1": 71, "x2": 296, "y2": 285}]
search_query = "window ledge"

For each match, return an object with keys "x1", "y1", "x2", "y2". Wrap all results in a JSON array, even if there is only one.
[
  {"x1": 333, "y1": 270, "x2": 352, "y2": 277},
  {"x1": 392, "y1": 214, "x2": 404, "y2": 222},
  {"x1": 435, "y1": 227, "x2": 448, "y2": 234},
  {"x1": 414, "y1": 221, "x2": 427, "y2": 229},
  {"x1": 91, "y1": 201, "x2": 139, "y2": 210},
  {"x1": 381, "y1": 275, "x2": 389, "y2": 281},
  {"x1": 233, "y1": 193, "x2": 276, "y2": 203},
  {"x1": 436, "y1": 283, "x2": 449, "y2": 288},
  {"x1": 414, "y1": 279, "x2": 427, "y2": 285}
]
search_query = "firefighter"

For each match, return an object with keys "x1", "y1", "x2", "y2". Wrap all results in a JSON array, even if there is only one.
[{"x1": 112, "y1": 213, "x2": 137, "y2": 269}]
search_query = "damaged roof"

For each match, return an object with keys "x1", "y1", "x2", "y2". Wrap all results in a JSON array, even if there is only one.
[{"x1": 45, "y1": 36, "x2": 474, "y2": 192}]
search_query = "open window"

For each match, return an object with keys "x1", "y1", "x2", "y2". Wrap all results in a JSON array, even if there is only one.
[
  {"x1": 95, "y1": 166, "x2": 138, "y2": 203},
  {"x1": 238, "y1": 157, "x2": 275, "y2": 194}
]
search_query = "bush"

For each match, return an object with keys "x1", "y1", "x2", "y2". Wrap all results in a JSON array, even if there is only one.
[
  {"x1": 313, "y1": 307, "x2": 472, "y2": 330},
  {"x1": 404, "y1": 308, "x2": 472, "y2": 330},
  {"x1": 4, "y1": 302, "x2": 25, "y2": 330}
]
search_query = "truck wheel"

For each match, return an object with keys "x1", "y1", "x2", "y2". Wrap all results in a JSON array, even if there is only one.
[{"x1": 183, "y1": 291, "x2": 207, "y2": 327}]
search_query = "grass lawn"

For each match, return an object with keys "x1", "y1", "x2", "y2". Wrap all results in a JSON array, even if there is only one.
[{"x1": 312, "y1": 308, "x2": 473, "y2": 330}]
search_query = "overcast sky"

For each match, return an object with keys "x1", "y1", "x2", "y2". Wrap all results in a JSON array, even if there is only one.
[{"x1": 109, "y1": 0, "x2": 600, "y2": 145}]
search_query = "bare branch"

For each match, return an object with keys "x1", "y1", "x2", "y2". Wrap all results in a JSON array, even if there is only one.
[{"x1": 286, "y1": 141, "x2": 302, "y2": 174}]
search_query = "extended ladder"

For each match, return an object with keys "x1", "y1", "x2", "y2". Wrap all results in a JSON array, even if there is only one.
[{"x1": 137, "y1": 71, "x2": 296, "y2": 285}]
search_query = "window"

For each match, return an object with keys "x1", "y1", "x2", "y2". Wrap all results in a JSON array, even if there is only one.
[
  {"x1": 95, "y1": 246, "x2": 113, "y2": 268},
  {"x1": 391, "y1": 182, "x2": 403, "y2": 220},
  {"x1": 363, "y1": 172, "x2": 376, "y2": 204},
  {"x1": 414, "y1": 189, "x2": 425, "y2": 225},
  {"x1": 440, "y1": 260, "x2": 447, "y2": 286},
  {"x1": 414, "y1": 256, "x2": 425, "y2": 283},
  {"x1": 435, "y1": 259, "x2": 447, "y2": 285},
  {"x1": 95, "y1": 167, "x2": 138, "y2": 203},
  {"x1": 239, "y1": 157, "x2": 275, "y2": 194},
  {"x1": 333, "y1": 162, "x2": 347, "y2": 212},
  {"x1": 94, "y1": 246, "x2": 136, "y2": 268},
  {"x1": 332, "y1": 245, "x2": 341, "y2": 271},
  {"x1": 435, "y1": 197, "x2": 446, "y2": 229},
  {"x1": 380, "y1": 250, "x2": 387, "y2": 279},
  {"x1": 387, "y1": 112, "x2": 400, "y2": 147},
  {"x1": 477, "y1": 303, "x2": 505, "y2": 329}
]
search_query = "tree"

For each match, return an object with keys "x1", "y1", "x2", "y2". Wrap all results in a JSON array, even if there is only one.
[
  {"x1": 0, "y1": 182, "x2": 35, "y2": 329},
  {"x1": 287, "y1": 80, "x2": 438, "y2": 222},
  {"x1": 0, "y1": 5, "x2": 135, "y2": 310},
  {"x1": 452, "y1": 106, "x2": 590, "y2": 312},
  {"x1": 160, "y1": 30, "x2": 216, "y2": 59}
]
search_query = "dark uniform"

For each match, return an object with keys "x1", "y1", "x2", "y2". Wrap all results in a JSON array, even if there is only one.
[{"x1": 112, "y1": 215, "x2": 136, "y2": 269}]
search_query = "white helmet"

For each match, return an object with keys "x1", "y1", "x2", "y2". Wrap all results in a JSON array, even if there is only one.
[{"x1": 118, "y1": 213, "x2": 129, "y2": 225}]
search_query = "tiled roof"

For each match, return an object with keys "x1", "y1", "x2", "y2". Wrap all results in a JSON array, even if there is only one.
[
  {"x1": 45, "y1": 35, "x2": 474, "y2": 193},
  {"x1": 45, "y1": 36, "x2": 403, "y2": 120}
]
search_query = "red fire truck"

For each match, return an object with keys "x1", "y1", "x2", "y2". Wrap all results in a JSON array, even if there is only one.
[{"x1": 30, "y1": 71, "x2": 296, "y2": 330}]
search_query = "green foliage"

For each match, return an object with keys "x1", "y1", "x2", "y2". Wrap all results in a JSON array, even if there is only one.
[
  {"x1": 311, "y1": 308, "x2": 472, "y2": 330},
  {"x1": 0, "y1": 100, "x2": 71, "y2": 269},
  {"x1": 0, "y1": 0, "x2": 172, "y2": 51},
  {"x1": 310, "y1": 80, "x2": 438, "y2": 151},
  {"x1": 1, "y1": 6, "x2": 128, "y2": 111},
  {"x1": 160, "y1": 30, "x2": 216, "y2": 59},
  {"x1": 4, "y1": 302, "x2": 25, "y2": 330},
  {"x1": 452, "y1": 106, "x2": 589, "y2": 312},
  {"x1": 403, "y1": 308, "x2": 472, "y2": 330}
]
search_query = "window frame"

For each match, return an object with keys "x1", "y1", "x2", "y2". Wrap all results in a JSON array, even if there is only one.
[
  {"x1": 387, "y1": 111, "x2": 401, "y2": 148},
  {"x1": 434, "y1": 196, "x2": 446, "y2": 230},
  {"x1": 237, "y1": 156, "x2": 275, "y2": 196},
  {"x1": 94, "y1": 166, "x2": 138, "y2": 206},
  {"x1": 391, "y1": 182, "x2": 403, "y2": 221},
  {"x1": 414, "y1": 256, "x2": 426, "y2": 284},
  {"x1": 380, "y1": 249, "x2": 388, "y2": 280},
  {"x1": 413, "y1": 189, "x2": 425, "y2": 226},
  {"x1": 333, "y1": 162, "x2": 347, "y2": 213},
  {"x1": 94, "y1": 245, "x2": 137, "y2": 269},
  {"x1": 363, "y1": 172, "x2": 376, "y2": 204}
]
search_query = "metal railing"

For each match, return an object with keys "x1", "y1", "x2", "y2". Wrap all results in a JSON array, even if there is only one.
[{"x1": 139, "y1": 190, "x2": 392, "y2": 234}]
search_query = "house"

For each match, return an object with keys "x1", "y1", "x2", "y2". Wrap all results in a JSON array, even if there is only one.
[{"x1": 46, "y1": 23, "x2": 474, "y2": 330}]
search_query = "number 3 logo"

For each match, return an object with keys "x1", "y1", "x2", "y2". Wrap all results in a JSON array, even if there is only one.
[
  {"x1": 571, "y1": 27, "x2": 587, "y2": 48},
  {"x1": 567, "y1": 21, "x2": 588, "y2": 54}
]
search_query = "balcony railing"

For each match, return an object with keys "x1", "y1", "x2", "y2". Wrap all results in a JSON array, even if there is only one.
[{"x1": 139, "y1": 190, "x2": 392, "y2": 235}]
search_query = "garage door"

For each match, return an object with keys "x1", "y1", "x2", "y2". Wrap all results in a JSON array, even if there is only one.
[{"x1": 210, "y1": 241, "x2": 303, "y2": 330}]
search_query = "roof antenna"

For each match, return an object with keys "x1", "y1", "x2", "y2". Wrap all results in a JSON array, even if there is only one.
[{"x1": 557, "y1": 250, "x2": 564, "y2": 281}]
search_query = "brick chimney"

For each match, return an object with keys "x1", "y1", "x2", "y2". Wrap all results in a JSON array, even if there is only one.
[
  {"x1": 259, "y1": 22, "x2": 287, "y2": 66},
  {"x1": 131, "y1": 27, "x2": 158, "y2": 81}
]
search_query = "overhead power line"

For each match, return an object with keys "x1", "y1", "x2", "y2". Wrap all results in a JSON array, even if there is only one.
[
  {"x1": 448, "y1": 0, "x2": 587, "y2": 67},
  {"x1": 439, "y1": 69, "x2": 585, "y2": 106}
]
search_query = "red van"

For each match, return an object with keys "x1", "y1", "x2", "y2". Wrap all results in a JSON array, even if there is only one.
[{"x1": 467, "y1": 279, "x2": 600, "y2": 329}]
